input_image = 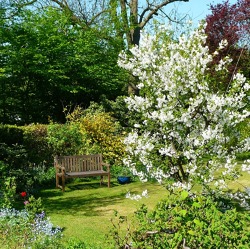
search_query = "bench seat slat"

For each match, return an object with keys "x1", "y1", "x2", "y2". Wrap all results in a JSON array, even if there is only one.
[{"x1": 66, "y1": 170, "x2": 109, "y2": 178}]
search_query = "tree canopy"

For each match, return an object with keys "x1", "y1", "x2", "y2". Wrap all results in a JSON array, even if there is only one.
[{"x1": 0, "y1": 7, "x2": 127, "y2": 124}]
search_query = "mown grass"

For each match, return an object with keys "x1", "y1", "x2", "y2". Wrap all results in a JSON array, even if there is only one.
[
  {"x1": 39, "y1": 172, "x2": 250, "y2": 248},
  {"x1": 39, "y1": 178, "x2": 168, "y2": 247}
]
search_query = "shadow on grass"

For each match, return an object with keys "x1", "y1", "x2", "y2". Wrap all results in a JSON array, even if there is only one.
[{"x1": 40, "y1": 180, "x2": 131, "y2": 217}]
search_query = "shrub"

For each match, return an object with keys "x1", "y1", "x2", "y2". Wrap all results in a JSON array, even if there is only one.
[
  {"x1": 48, "y1": 104, "x2": 126, "y2": 164},
  {"x1": 0, "y1": 124, "x2": 55, "y2": 193},
  {"x1": 128, "y1": 191, "x2": 250, "y2": 248},
  {"x1": 23, "y1": 124, "x2": 52, "y2": 167},
  {"x1": 0, "y1": 173, "x2": 16, "y2": 208},
  {"x1": 47, "y1": 122, "x2": 82, "y2": 156},
  {"x1": 0, "y1": 124, "x2": 24, "y2": 145},
  {"x1": 79, "y1": 111, "x2": 126, "y2": 163}
]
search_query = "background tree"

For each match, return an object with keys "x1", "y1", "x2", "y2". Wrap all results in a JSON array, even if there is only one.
[
  {"x1": 3, "y1": 0, "x2": 190, "y2": 94},
  {"x1": 0, "y1": 7, "x2": 126, "y2": 124},
  {"x1": 205, "y1": 0, "x2": 250, "y2": 92}
]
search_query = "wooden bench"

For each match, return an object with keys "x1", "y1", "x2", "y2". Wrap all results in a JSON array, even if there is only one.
[{"x1": 54, "y1": 154, "x2": 111, "y2": 191}]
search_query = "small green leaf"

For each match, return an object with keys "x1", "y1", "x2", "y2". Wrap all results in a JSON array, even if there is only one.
[
  {"x1": 179, "y1": 209, "x2": 187, "y2": 217},
  {"x1": 188, "y1": 230, "x2": 196, "y2": 235},
  {"x1": 194, "y1": 219, "x2": 202, "y2": 227},
  {"x1": 192, "y1": 202, "x2": 201, "y2": 208},
  {"x1": 181, "y1": 190, "x2": 189, "y2": 200}
]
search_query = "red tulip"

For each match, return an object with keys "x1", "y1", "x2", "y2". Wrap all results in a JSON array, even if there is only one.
[{"x1": 20, "y1": 191, "x2": 27, "y2": 197}]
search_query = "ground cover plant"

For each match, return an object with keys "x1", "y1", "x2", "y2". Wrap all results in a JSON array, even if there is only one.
[{"x1": 0, "y1": 190, "x2": 63, "y2": 249}]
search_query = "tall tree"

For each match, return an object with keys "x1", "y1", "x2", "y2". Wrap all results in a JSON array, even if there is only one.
[
  {"x1": 3, "y1": 0, "x2": 190, "y2": 94},
  {"x1": 15, "y1": 0, "x2": 189, "y2": 46},
  {"x1": 0, "y1": 7, "x2": 126, "y2": 124}
]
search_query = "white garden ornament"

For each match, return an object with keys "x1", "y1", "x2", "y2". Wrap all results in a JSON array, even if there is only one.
[{"x1": 118, "y1": 24, "x2": 250, "y2": 192}]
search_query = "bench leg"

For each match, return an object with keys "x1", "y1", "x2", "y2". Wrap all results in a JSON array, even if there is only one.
[
  {"x1": 56, "y1": 173, "x2": 59, "y2": 188},
  {"x1": 62, "y1": 174, "x2": 65, "y2": 192},
  {"x1": 100, "y1": 176, "x2": 104, "y2": 186},
  {"x1": 108, "y1": 173, "x2": 110, "y2": 188}
]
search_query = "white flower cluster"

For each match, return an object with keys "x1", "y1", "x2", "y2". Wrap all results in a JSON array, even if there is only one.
[
  {"x1": 126, "y1": 189, "x2": 149, "y2": 201},
  {"x1": 119, "y1": 23, "x2": 250, "y2": 190}
]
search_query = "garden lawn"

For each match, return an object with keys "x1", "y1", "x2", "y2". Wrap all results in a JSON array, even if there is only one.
[
  {"x1": 39, "y1": 172, "x2": 250, "y2": 248},
  {"x1": 39, "y1": 179, "x2": 168, "y2": 247}
]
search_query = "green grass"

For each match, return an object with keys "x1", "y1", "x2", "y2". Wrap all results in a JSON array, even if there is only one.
[
  {"x1": 39, "y1": 179, "x2": 168, "y2": 247},
  {"x1": 38, "y1": 172, "x2": 250, "y2": 247}
]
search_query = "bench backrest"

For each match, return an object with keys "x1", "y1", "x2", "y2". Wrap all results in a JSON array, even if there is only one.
[{"x1": 55, "y1": 154, "x2": 103, "y2": 172}]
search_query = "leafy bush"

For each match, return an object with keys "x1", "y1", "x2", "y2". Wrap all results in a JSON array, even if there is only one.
[
  {"x1": 108, "y1": 191, "x2": 250, "y2": 248},
  {"x1": 0, "y1": 171, "x2": 16, "y2": 208},
  {"x1": 23, "y1": 124, "x2": 52, "y2": 166},
  {"x1": 0, "y1": 124, "x2": 24, "y2": 145},
  {"x1": 64, "y1": 238, "x2": 103, "y2": 249},
  {"x1": 0, "y1": 124, "x2": 55, "y2": 193},
  {"x1": 0, "y1": 143, "x2": 32, "y2": 192},
  {"x1": 47, "y1": 122, "x2": 82, "y2": 156},
  {"x1": 48, "y1": 104, "x2": 126, "y2": 164},
  {"x1": 78, "y1": 111, "x2": 125, "y2": 163}
]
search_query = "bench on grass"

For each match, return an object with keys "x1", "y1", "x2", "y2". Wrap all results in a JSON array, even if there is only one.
[{"x1": 54, "y1": 154, "x2": 111, "y2": 191}]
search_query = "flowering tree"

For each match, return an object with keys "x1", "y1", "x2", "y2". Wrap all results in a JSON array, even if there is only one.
[{"x1": 118, "y1": 24, "x2": 250, "y2": 191}]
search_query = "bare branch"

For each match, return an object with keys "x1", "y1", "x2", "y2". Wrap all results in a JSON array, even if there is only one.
[{"x1": 139, "y1": 0, "x2": 189, "y2": 29}]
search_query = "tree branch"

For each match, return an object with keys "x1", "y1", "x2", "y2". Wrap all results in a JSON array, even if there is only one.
[{"x1": 139, "y1": 0, "x2": 189, "y2": 29}]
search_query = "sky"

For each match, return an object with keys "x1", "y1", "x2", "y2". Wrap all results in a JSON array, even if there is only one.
[{"x1": 165, "y1": 0, "x2": 238, "y2": 26}]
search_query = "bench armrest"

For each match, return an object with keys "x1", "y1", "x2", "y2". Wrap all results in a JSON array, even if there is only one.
[
  {"x1": 55, "y1": 164, "x2": 66, "y2": 173},
  {"x1": 102, "y1": 162, "x2": 111, "y2": 171},
  {"x1": 102, "y1": 162, "x2": 110, "y2": 167}
]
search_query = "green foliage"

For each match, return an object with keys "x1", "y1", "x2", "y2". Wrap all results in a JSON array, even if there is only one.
[
  {"x1": 64, "y1": 238, "x2": 103, "y2": 249},
  {"x1": 47, "y1": 122, "x2": 82, "y2": 156},
  {"x1": 65, "y1": 238, "x2": 87, "y2": 249},
  {"x1": 0, "y1": 124, "x2": 55, "y2": 193},
  {"x1": 0, "y1": 142, "x2": 31, "y2": 192},
  {"x1": 78, "y1": 111, "x2": 126, "y2": 163},
  {"x1": 0, "y1": 124, "x2": 24, "y2": 145},
  {"x1": 24, "y1": 195, "x2": 43, "y2": 220},
  {"x1": 23, "y1": 124, "x2": 52, "y2": 166},
  {"x1": 127, "y1": 191, "x2": 250, "y2": 248},
  {"x1": 0, "y1": 171, "x2": 16, "y2": 208},
  {"x1": 101, "y1": 96, "x2": 131, "y2": 128},
  {"x1": 0, "y1": 124, "x2": 53, "y2": 167},
  {"x1": 48, "y1": 104, "x2": 126, "y2": 164},
  {"x1": 0, "y1": 207, "x2": 62, "y2": 249},
  {"x1": 236, "y1": 118, "x2": 250, "y2": 160},
  {"x1": 0, "y1": 7, "x2": 126, "y2": 124},
  {"x1": 111, "y1": 164, "x2": 134, "y2": 178}
]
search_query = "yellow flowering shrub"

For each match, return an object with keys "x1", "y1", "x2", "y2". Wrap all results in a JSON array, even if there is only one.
[
  {"x1": 79, "y1": 112, "x2": 126, "y2": 163},
  {"x1": 64, "y1": 105, "x2": 126, "y2": 164}
]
